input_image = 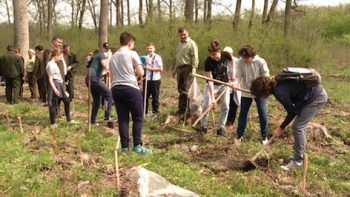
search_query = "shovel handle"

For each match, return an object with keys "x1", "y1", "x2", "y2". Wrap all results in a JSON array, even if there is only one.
[{"x1": 251, "y1": 135, "x2": 275, "y2": 161}]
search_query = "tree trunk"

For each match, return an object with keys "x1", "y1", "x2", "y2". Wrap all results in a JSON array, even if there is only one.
[
  {"x1": 266, "y1": 0, "x2": 278, "y2": 23},
  {"x1": 99, "y1": 0, "x2": 109, "y2": 48},
  {"x1": 184, "y1": 0, "x2": 194, "y2": 23},
  {"x1": 262, "y1": 0, "x2": 269, "y2": 24},
  {"x1": 147, "y1": 0, "x2": 153, "y2": 23},
  {"x1": 13, "y1": 0, "x2": 29, "y2": 61},
  {"x1": 248, "y1": 0, "x2": 255, "y2": 28},
  {"x1": 194, "y1": 0, "x2": 198, "y2": 23},
  {"x1": 78, "y1": 0, "x2": 87, "y2": 29},
  {"x1": 121, "y1": 0, "x2": 124, "y2": 26},
  {"x1": 157, "y1": 0, "x2": 161, "y2": 20},
  {"x1": 233, "y1": 0, "x2": 242, "y2": 31},
  {"x1": 284, "y1": 0, "x2": 292, "y2": 38},
  {"x1": 71, "y1": 0, "x2": 75, "y2": 28},
  {"x1": 203, "y1": 0, "x2": 207, "y2": 22},
  {"x1": 109, "y1": 1, "x2": 112, "y2": 27},
  {"x1": 169, "y1": 0, "x2": 173, "y2": 22},
  {"x1": 47, "y1": 0, "x2": 53, "y2": 40},
  {"x1": 127, "y1": 0, "x2": 130, "y2": 25},
  {"x1": 139, "y1": 0, "x2": 143, "y2": 25},
  {"x1": 114, "y1": 0, "x2": 120, "y2": 26},
  {"x1": 207, "y1": 0, "x2": 212, "y2": 23}
]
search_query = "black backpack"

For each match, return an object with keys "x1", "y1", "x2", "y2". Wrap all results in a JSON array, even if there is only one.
[{"x1": 275, "y1": 67, "x2": 321, "y2": 87}]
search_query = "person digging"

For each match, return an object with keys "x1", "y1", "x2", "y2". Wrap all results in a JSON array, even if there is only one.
[{"x1": 250, "y1": 75, "x2": 327, "y2": 170}]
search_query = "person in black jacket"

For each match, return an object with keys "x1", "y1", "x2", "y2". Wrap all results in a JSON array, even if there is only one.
[
  {"x1": 63, "y1": 43, "x2": 79, "y2": 101},
  {"x1": 250, "y1": 75, "x2": 328, "y2": 170}
]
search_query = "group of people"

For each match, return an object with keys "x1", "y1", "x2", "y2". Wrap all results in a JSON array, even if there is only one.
[
  {"x1": 0, "y1": 26, "x2": 328, "y2": 170},
  {"x1": 172, "y1": 27, "x2": 328, "y2": 170}
]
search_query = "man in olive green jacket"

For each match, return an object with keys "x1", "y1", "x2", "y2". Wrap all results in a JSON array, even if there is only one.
[
  {"x1": 63, "y1": 44, "x2": 79, "y2": 101},
  {"x1": 0, "y1": 45, "x2": 24, "y2": 104}
]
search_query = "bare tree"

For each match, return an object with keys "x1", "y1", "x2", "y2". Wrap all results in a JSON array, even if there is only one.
[
  {"x1": 121, "y1": 0, "x2": 124, "y2": 26},
  {"x1": 146, "y1": 0, "x2": 153, "y2": 23},
  {"x1": 88, "y1": 0, "x2": 98, "y2": 29},
  {"x1": 127, "y1": 0, "x2": 130, "y2": 25},
  {"x1": 284, "y1": 0, "x2": 292, "y2": 38},
  {"x1": 265, "y1": 0, "x2": 278, "y2": 23},
  {"x1": 262, "y1": 0, "x2": 269, "y2": 24},
  {"x1": 184, "y1": 0, "x2": 194, "y2": 22},
  {"x1": 233, "y1": 0, "x2": 242, "y2": 31},
  {"x1": 248, "y1": 0, "x2": 255, "y2": 28},
  {"x1": 78, "y1": 0, "x2": 87, "y2": 29},
  {"x1": 1, "y1": 0, "x2": 12, "y2": 24},
  {"x1": 194, "y1": 0, "x2": 198, "y2": 23},
  {"x1": 207, "y1": 0, "x2": 212, "y2": 23},
  {"x1": 139, "y1": 0, "x2": 143, "y2": 25},
  {"x1": 157, "y1": 0, "x2": 161, "y2": 20},
  {"x1": 13, "y1": 0, "x2": 29, "y2": 61},
  {"x1": 99, "y1": 0, "x2": 108, "y2": 48},
  {"x1": 47, "y1": 0, "x2": 53, "y2": 40},
  {"x1": 203, "y1": 0, "x2": 207, "y2": 22}
]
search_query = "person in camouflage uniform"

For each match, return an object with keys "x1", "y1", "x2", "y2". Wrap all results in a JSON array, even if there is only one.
[
  {"x1": 63, "y1": 43, "x2": 79, "y2": 101},
  {"x1": 0, "y1": 45, "x2": 24, "y2": 104}
]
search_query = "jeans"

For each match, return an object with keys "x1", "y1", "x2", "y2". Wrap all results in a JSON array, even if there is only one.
[
  {"x1": 292, "y1": 89, "x2": 328, "y2": 162},
  {"x1": 90, "y1": 78, "x2": 112, "y2": 124},
  {"x1": 201, "y1": 84, "x2": 230, "y2": 129},
  {"x1": 112, "y1": 85, "x2": 143, "y2": 148},
  {"x1": 236, "y1": 97, "x2": 268, "y2": 138},
  {"x1": 145, "y1": 80, "x2": 161, "y2": 114}
]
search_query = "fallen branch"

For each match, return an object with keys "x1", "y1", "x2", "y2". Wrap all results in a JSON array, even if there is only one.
[
  {"x1": 17, "y1": 116, "x2": 23, "y2": 133},
  {"x1": 0, "y1": 186, "x2": 13, "y2": 195},
  {"x1": 168, "y1": 126, "x2": 192, "y2": 133}
]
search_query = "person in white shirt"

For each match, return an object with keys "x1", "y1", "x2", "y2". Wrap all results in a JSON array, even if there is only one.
[
  {"x1": 234, "y1": 45, "x2": 270, "y2": 145},
  {"x1": 144, "y1": 42, "x2": 163, "y2": 119}
]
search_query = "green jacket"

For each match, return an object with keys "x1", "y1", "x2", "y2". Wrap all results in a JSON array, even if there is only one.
[
  {"x1": 0, "y1": 51, "x2": 24, "y2": 78},
  {"x1": 64, "y1": 52, "x2": 79, "y2": 79},
  {"x1": 36, "y1": 53, "x2": 46, "y2": 79}
]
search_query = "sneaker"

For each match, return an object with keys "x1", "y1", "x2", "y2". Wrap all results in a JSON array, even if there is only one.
[
  {"x1": 281, "y1": 160, "x2": 302, "y2": 171},
  {"x1": 133, "y1": 145, "x2": 152, "y2": 155},
  {"x1": 104, "y1": 117, "x2": 114, "y2": 121},
  {"x1": 121, "y1": 147, "x2": 129, "y2": 153},
  {"x1": 216, "y1": 128, "x2": 226, "y2": 136},
  {"x1": 234, "y1": 137, "x2": 242, "y2": 146},
  {"x1": 151, "y1": 114, "x2": 158, "y2": 120},
  {"x1": 199, "y1": 126, "x2": 208, "y2": 134},
  {"x1": 50, "y1": 124, "x2": 57, "y2": 129},
  {"x1": 68, "y1": 120, "x2": 79, "y2": 124},
  {"x1": 261, "y1": 137, "x2": 268, "y2": 145}
]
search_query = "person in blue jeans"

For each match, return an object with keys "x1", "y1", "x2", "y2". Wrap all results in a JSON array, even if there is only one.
[
  {"x1": 109, "y1": 32, "x2": 151, "y2": 155},
  {"x1": 87, "y1": 43, "x2": 113, "y2": 125},
  {"x1": 250, "y1": 75, "x2": 328, "y2": 170},
  {"x1": 234, "y1": 45, "x2": 270, "y2": 145}
]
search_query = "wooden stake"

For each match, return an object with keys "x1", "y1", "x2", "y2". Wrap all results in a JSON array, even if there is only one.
[
  {"x1": 17, "y1": 116, "x2": 23, "y2": 133},
  {"x1": 50, "y1": 127, "x2": 57, "y2": 148},
  {"x1": 115, "y1": 136, "x2": 121, "y2": 191},
  {"x1": 5, "y1": 114, "x2": 11, "y2": 128},
  {"x1": 192, "y1": 86, "x2": 229, "y2": 127},
  {"x1": 71, "y1": 100, "x2": 75, "y2": 117},
  {"x1": 303, "y1": 153, "x2": 308, "y2": 191},
  {"x1": 88, "y1": 69, "x2": 92, "y2": 132}
]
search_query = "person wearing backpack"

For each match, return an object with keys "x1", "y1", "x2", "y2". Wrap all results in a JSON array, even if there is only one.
[
  {"x1": 250, "y1": 74, "x2": 328, "y2": 170},
  {"x1": 234, "y1": 45, "x2": 270, "y2": 145}
]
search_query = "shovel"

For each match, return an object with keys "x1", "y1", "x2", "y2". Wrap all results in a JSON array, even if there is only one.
[{"x1": 242, "y1": 135, "x2": 275, "y2": 171}]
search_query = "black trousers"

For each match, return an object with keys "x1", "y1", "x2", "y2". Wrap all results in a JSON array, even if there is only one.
[
  {"x1": 227, "y1": 93, "x2": 238, "y2": 125},
  {"x1": 145, "y1": 80, "x2": 161, "y2": 114},
  {"x1": 176, "y1": 65, "x2": 193, "y2": 114},
  {"x1": 47, "y1": 80, "x2": 71, "y2": 125}
]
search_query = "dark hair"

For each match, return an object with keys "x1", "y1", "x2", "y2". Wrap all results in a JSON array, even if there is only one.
[
  {"x1": 119, "y1": 32, "x2": 135, "y2": 46},
  {"x1": 250, "y1": 76, "x2": 274, "y2": 98},
  {"x1": 51, "y1": 35, "x2": 63, "y2": 42},
  {"x1": 208, "y1": 40, "x2": 220, "y2": 52},
  {"x1": 238, "y1": 45, "x2": 256, "y2": 58},
  {"x1": 6, "y1": 45, "x2": 16, "y2": 52},
  {"x1": 50, "y1": 49, "x2": 61, "y2": 60},
  {"x1": 63, "y1": 43, "x2": 70, "y2": 49},
  {"x1": 178, "y1": 27, "x2": 189, "y2": 33},
  {"x1": 35, "y1": 45, "x2": 44, "y2": 51}
]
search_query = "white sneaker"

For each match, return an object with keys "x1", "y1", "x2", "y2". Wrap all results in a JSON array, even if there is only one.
[
  {"x1": 261, "y1": 137, "x2": 268, "y2": 145},
  {"x1": 50, "y1": 124, "x2": 57, "y2": 129},
  {"x1": 234, "y1": 137, "x2": 242, "y2": 146},
  {"x1": 68, "y1": 120, "x2": 79, "y2": 124},
  {"x1": 281, "y1": 160, "x2": 302, "y2": 171},
  {"x1": 151, "y1": 114, "x2": 158, "y2": 120}
]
